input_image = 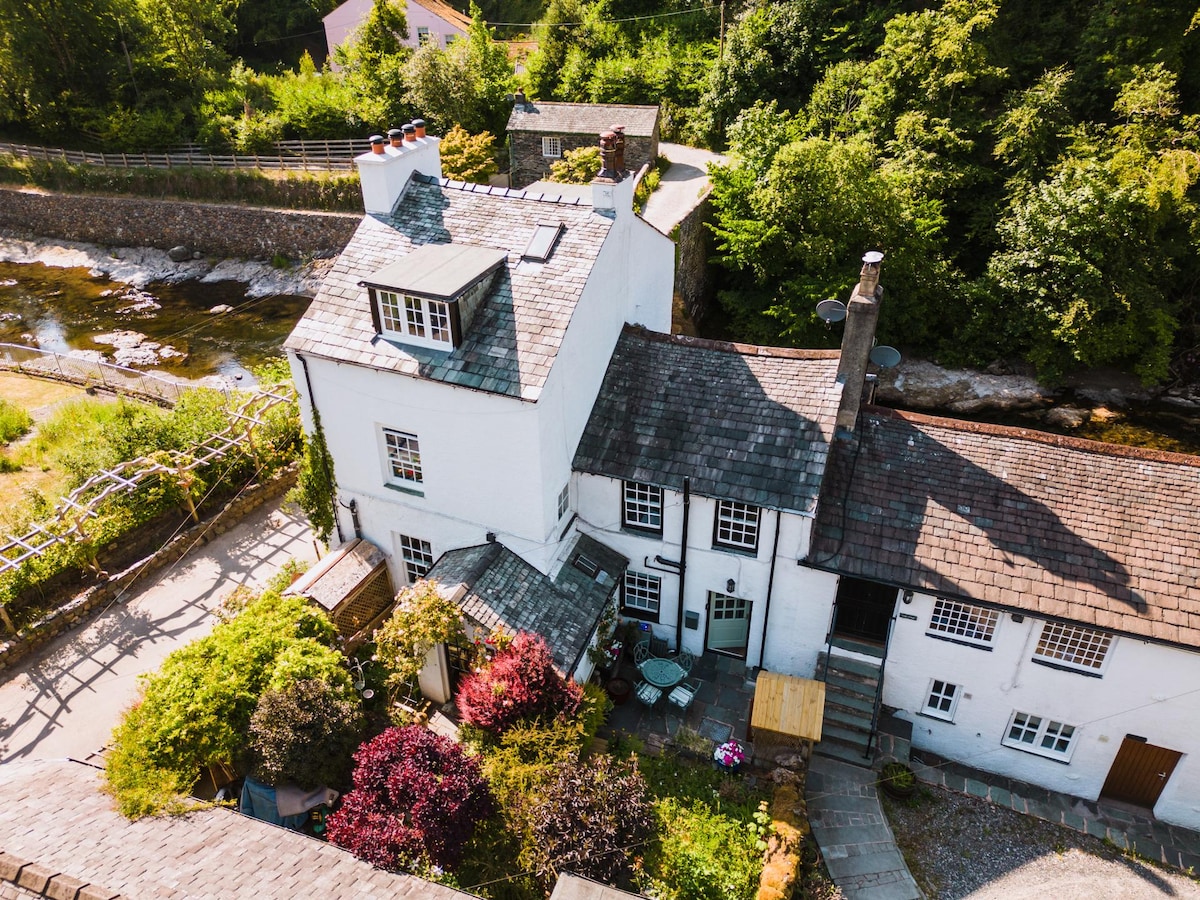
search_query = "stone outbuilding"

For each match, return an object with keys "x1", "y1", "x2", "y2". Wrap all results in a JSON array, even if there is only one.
[{"x1": 506, "y1": 97, "x2": 660, "y2": 188}]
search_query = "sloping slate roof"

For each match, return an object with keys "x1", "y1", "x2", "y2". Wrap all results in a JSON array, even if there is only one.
[
  {"x1": 285, "y1": 175, "x2": 611, "y2": 401},
  {"x1": 808, "y1": 408, "x2": 1200, "y2": 648},
  {"x1": 0, "y1": 759, "x2": 472, "y2": 899},
  {"x1": 507, "y1": 101, "x2": 660, "y2": 136},
  {"x1": 573, "y1": 327, "x2": 843, "y2": 512},
  {"x1": 428, "y1": 535, "x2": 626, "y2": 673}
]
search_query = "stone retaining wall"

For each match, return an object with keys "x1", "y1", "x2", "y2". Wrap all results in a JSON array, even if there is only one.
[
  {"x1": 674, "y1": 193, "x2": 717, "y2": 326},
  {"x1": 0, "y1": 188, "x2": 359, "y2": 259},
  {"x1": 0, "y1": 465, "x2": 297, "y2": 675}
]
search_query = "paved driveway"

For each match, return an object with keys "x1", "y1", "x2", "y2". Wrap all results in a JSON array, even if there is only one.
[
  {"x1": 640, "y1": 142, "x2": 728, "y2": 235},
  {"x1": 0, "y1": 501, "x2": 317, "y2": 763}
]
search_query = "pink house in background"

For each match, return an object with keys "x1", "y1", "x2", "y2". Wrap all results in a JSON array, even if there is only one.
[{"x1": 324, "y1": 0, "x2": 472, "y2": 66}]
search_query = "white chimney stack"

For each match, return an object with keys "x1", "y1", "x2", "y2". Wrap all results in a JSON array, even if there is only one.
[{"x1": 355, "y1": 122, "x2": 443, "y2": 215}]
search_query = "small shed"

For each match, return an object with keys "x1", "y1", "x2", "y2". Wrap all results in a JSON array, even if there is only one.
[
  {"x1": 749, "y1": 671, "x2": 826, "y2": 762},
  {"x1": 285, "y1": 539, "x2": 395, "y2": 647},
  {"x1": 506, "y1": 99, "x2": 661, "y2": 188}
]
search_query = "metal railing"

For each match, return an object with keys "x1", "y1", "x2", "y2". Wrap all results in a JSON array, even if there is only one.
[
  {"x1": 0, "y1": 139, "x2": 356, "y2": 172},
  {"x1": 0, "y1": 343, "x2": 208, "y2": 406}
]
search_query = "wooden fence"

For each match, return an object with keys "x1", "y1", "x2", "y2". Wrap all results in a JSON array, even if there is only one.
[
  {"x1": 0, "y1": 343, "x2": 205, "y2": 406},
  {"x1": 0, "y1": 139, "x2": 357, "y2": 172}
]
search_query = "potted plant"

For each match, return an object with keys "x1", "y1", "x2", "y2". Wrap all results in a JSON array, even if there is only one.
[
  {"x1": 606, "y1": 676, "x2": 632, "y2": 705},
  {"x1": 713, "y1": 739, "x2": 746, "y2": 773},
  {"x1": 879, "y1": 761, "x2": 917, "y2": 799}
]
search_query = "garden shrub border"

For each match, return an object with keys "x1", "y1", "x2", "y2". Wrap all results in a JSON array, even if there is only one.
[{"x1": 0, "y1": 462, "x2": 297, "y2": 675}]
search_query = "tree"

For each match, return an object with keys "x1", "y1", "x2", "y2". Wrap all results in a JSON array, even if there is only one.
[
  {"x1": 525, "y1": 755, "x2": 654, "y2": 890},
  {"x1": 334, "y1": 0, "x2": 413, "y2": 127},
  {"x1": 456, "y1": 631, "x2": 582, "y2": 737},
  {"x1": 549, "y1": 145, "x2": 601, "y2": 183},
  {"x1": 327, "y1": 725, "x2": 493, "y2": 870},
  {"x1": 248, "y1": 678, "x2": 365, "y2": 790},
  {"x1": 374, "y1": 580, "x2": 464, "y2": 700},
  {"x1": 439, "y1": 125, "x2": 498, "y2": 183}
]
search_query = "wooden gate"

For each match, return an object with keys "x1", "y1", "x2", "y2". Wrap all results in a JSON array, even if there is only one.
[{"x1": 1100, "y1": 736, "x2": 1182, "y2": 809}]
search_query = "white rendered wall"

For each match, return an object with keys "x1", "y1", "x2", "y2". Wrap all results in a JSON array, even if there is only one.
[
  {"x1": 324, "y1": 0, "x2": 466, "y2": 66},
  {"x1": 883, "y1": 591, "x2": 1200, "y2": 830},
  {"x1": 574, "y1": 474, "x2": 835, "y2": 675}
]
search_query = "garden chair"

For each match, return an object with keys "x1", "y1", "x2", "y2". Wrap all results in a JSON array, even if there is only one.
[
  {"x1": 650, "y1": 635, "x2": 669, "y2": 657},
  {"x1": 635, "y1": 680, "x2": 662, "y2": 708},
  {"x1": 633, "y1": 638, "x2": 651, "y2": 666},
  {"x1": 667, "y1": 679, "x2": 701, "y2": 717},
  {"x1": 676, "y1": 647, "x2": 695, "y2": 675}
]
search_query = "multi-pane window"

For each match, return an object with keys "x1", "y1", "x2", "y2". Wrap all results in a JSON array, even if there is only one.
[
  {"x1": 622, "y1": 482, "x2": 663, "y2": 533},
  {"x1": 417, "y1": 26, "x2": 431, "y2": 44},
  {"x1": 1003, "y1": 711, "x2": 1077, "y2": 760},
  {"x1": 557, "y1": 483, "x2": 570, "y2": 521},
  {"x1": 923, "y1": 679, "x2": 960, "y2": 721},
  {"x1": 623, "y1": 571, "x2": 661, "y2": 617},
  {"x1": 542, "y1": 136, "x2": 562, "y2": 158},
  {"x1": 383, "y1": 428, "x2": 422, "y2": 486},
  {"x1": 714, "y1": 500, "x2": 760, "y2": 552},
  {"x1": 398, "y1": 534, "x2": 433, "y2": 583},
  {"x1": 1034, "y1": 622, "x2": 1112, "y2": 673},
  {"x1": 927, "y1": 598, "x2": 999, "y2": 646},
  {"x1": 378, "y1": 291, "x2": 453, "y2": 348}
]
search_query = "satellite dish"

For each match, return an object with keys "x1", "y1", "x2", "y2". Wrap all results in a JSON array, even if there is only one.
[
  {"x1": 863, "y1": 250, "x2": 884, "y2": 264},
  {"x1": 816, "y1": 298, "x2": 847, "y2": 322},
  {"x1": 870, "y1": 345, "x2": 902, "y2": 368}
]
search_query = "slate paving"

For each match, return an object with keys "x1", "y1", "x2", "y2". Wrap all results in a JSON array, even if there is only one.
[
  {"x1": 911, "y1": 749, "x2": 1200, "y2": 875},
  {"x1": 806, "y1": 756, "x2": 924, "y2": 900}
]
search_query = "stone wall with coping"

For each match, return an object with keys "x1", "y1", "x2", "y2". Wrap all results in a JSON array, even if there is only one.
[
  {"x1": 0, "y1": 188, "x2": 359, "y2": 259},
  {"x1": 0, "y1": 465, "x2": 297, "y2": 675},
  {"x1": 673, "y1": 193, "x2": 717, "y2": 326}
]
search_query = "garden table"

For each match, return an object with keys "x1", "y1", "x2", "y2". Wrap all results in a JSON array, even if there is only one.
[{"x1": 639, "y1": 657, "x2": 687, "y2": 689}]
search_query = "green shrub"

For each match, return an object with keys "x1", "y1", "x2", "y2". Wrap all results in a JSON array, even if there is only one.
[
  {"x1": 104, "y1": 590, "x2": 350, "y2": 817},
  {"x1": 248, "y1": 678, "x2": 365, "y2": 790},
  {"x1": 0, "y1": 399, "x2": 33, "y2": 445}
]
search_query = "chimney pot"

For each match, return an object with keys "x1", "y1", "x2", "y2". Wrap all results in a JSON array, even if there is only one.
[
  {"x1": 413, "y1": 118, "x2": 427, "y2": 138},
  {"x1": 402, "y1": 123, "x2": 417, "y2": 142},
  {"x1": 597, "y1": 130, "x2": 621, "y2": 181},
  {"x1": 611, "y1": 125, "x2": 626, "y2": 173},
  {"x1": 369, "y1": 134, "x2": 386, "y2": 154},
  {"x1": 387, "y1": 128, "x2": 404, "y2": 148}
]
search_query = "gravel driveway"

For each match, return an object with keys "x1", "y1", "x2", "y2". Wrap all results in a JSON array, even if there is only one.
[{"x1": 883, "y1": 784, "x2": 1200, "y2": 899}]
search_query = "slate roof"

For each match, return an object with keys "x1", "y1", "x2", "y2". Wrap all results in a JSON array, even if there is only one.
[
  {"x1": 0, "y1": 759, "x2": 471, "y2": 899},
  {"x1": 573, "y1": 327, "x2": 843, "y2": 512},
  {"x1": 808, "y1": 408, "x2": 1200, "y2": 648},
  {"x1": 285, "y1": 538, "x2": 386, "y2": 613},
  {"x1": 427, "y1": 534, "x2": 627, "y2": 674},
  {"x1": 284, "y1": 175, "x2": 612, "y2": 401},
  {"x1": 507, "y1": 101, "x2": 660, "y2": 137}
]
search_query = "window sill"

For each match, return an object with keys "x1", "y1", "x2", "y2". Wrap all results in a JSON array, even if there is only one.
[
  {"x1": 384, "y1": 482, "x2": 425, "y2": 498},
  {"x1": 621, "y1": 607, "x2": 660, "y2": 623},
  {"x1": 622, "y1": 524, "x2": 664, "y2": 538},
  {"x1": 1030, "y1": 657, "x2": 1104, "y2": 678},
  {"x1": 711, "y1": 543, "x2": 759, "y2": 558},
  {"x1": 925, "y1": 632, "x2": 994, "y2": 651},
  {"x1": 918, "y1": 710, "x2": 956, "y2": 724},
  {"x1": 1000, "y1": 741, "x2": 1073, "y2": 764}
]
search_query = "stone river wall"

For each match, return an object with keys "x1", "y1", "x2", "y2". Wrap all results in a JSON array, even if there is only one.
[{"x1": 0, "y1": 187, "x2": 359, "y2": 259}]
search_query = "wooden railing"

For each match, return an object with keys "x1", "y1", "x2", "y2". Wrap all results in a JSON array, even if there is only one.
[{"x1": 0, "y1": 139, "x2": 356, "y2": 172}]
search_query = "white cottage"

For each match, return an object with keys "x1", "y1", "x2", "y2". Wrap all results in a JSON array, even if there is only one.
[{"x1": 287, "y1": 130, "x2": 1200, "y2": 832}]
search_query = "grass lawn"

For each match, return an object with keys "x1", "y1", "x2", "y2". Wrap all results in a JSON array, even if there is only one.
[{"x1": 0, "y1": 373, "x2": 126, "y2": 526}]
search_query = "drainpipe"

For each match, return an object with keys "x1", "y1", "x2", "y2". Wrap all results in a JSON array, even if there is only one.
[
  {"x1": 296, "y1": 353, "x2": 343, "y2": 544},
  {"x1": 756, "y1": 508, "x2": 782, "y2": 669},
  {"x1": 675, "y1": 477, "x2": 690, "y2": 652}
]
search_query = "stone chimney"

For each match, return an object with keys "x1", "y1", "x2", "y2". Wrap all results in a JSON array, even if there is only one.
[
  {"x1": 834, "y1": 251, "x2": 884, "y2": 436},
  {"x1": 514, "y1": 90, "x2": 527, "y2": 110},
  {"x1": 355, "y1": 121, "x2": 443, "y2": 215}
]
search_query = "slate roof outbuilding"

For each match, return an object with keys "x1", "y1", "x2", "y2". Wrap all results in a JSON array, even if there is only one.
[
  {"x1": 0, "y1": 759, "x2": 472, "y2": 899},
  {"x1": 808, "y1": 408, "x2": 1200, "y2": 649},
  {"x1": 506, "y1": 102, "x2": 660, "y2": 137},
  {"x1": 284, "y1": 175, "x2": 612, "y2": 402},
  {"x1": 573, "y1": 327, "x2": 843, "y2": 512},
  {"x1": 427, "y1": 535, "x2": 627, "y2": 673}
]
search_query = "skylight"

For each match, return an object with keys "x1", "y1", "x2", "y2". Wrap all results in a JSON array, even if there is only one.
[{"x1": 522, "y1": 222, "x2": 566, "y2": 262}]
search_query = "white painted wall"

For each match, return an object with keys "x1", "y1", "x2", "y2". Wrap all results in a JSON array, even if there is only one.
[
  {"x1": 883, "y1": 590, "x2": 1200, "y2": 830},
  {"x1": 324, "y1": 0, "x2": 466, "y2": 67},
  {"x1": 574, "y1": 474, "x2": 835, "y2": 676}
]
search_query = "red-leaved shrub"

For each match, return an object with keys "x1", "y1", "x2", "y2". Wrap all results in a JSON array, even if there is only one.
[
  {"x1": 326, "y1": 725, "x2": 493, "y2": 870},
  {"x1": 455, "y1": 631, "x2": 583, "y2": 736}
]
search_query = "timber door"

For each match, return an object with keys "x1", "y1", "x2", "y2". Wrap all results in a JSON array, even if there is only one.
[
  {"x1": 1100, "y1": 736, "x2": 1183, "y2": 809},
  {"x1": 707, "y1": 593, "x2": 752, "y2": 658}
]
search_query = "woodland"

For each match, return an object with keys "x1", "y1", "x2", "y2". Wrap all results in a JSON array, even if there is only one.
[{"x1": 1, "y1": 0, "x2": 1199, "y2": 381}]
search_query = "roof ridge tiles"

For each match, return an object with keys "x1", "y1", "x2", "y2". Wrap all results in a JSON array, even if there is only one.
[
  {"x1": 413, "y1": 173, "x2": 595, "y2": 207},
  {"x1": 871, "y1": 406, "x2": 1200, "y2": 469},
  {"x1": 623, "y1": 323, "x2": 842, "y2": 361}
]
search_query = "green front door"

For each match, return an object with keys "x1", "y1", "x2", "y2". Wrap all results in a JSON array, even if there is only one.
[{"x1": 707, "y1": 592, "x2": 751, "y2": 657}]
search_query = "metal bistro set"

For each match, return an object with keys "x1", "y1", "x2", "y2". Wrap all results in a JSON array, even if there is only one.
[{"x1": 633, "y1": 638, "x2": 700, "y2": 716}]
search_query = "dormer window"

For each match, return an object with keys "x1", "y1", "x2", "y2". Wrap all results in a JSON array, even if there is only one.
[{"x1": 363, "y1": 243, "x2": 507, "y2": 351}]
